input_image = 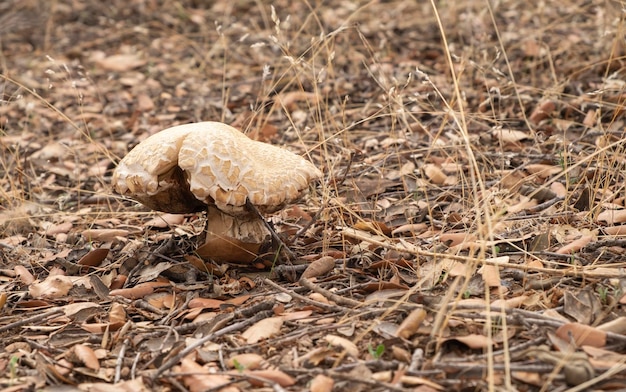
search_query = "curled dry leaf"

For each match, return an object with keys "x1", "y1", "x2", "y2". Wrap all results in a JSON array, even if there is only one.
[
  {"x1": 422, "y1": 163, "x2": 448, "y2": 185},
  {"x1": 109, "y1": 302, "x2": 127, "y2": 327},
  {"x1": 178, "y1": 357, "x2": 237, "y2": 392},
  {"x1": 77, "y1": 248, "x2": 109, "y2": 267},
  {"x1": 324, "y1": 334, "x2": 359, "y2": 358},
  {"x1": 60, "y1": 302, "x2": 100, "y2": 317},
  {"x1": 241, "y1": 316, "x2": 284, "y2": 344},
  {"x1": 310, "y1": 374, "x2": 334, "y2": 392},
  {"x1": 109, "y1": 281, "x2": 169, "y2": 299},
  {"x1": 604, "y1": 226, "x2": 626, "y2": 236},
  {"x1": 597, "y1": 209, "x2": 626, "y2": 225},
  {"x1": 29, "y1": 275, "x2": 73, "y2": 299},
  {"x1": 555, "y1": 235, "x2": 593, "y2": 255},
  {"x1": 72, "y1": 344, "x2": 100, "y2": 370},
  {"x1": 596, "y1": 317, "x2": 626, "y2": 334},
  {"x1": 352, "y1": 221, "x2": 392, "y2": 236},
  {"x1": 245, "y1": 369, "x2": 296, "y2": 387},
  {"x1": 493, "y1": 128, "x2": 529, "y2": 144},
  {"x1": 396, "y1": 308, "x2": 427, "y2": 339},
  {"x1": 301, "y1": 256, "x2": 336, "y2": 279},
  {"x1": 82, "y1": 229, "x2": 131, "y2": 242},
  {"x1": 96, "y1": 53, "x2": 146, "y2": 72},
  {"x1": 226, "y1": 353, "x2": 264, "y2": 370},
  {"x1": 144, "y1": 213, "x2": 185, "y2": 228},
  {"x1": 556, "y1": 322, "x2": 606, "y2": 347},
  {"x1": 440, "y1": 232, "x2": 476, "y2": 247},
  {"x1": 449, "y1": 334, "x2": 494, "y2": 350},
  {"x1": 529, "y1": 100, "x2": 556, "y2": 124},
  {"x1": 14, "y1": 265, "x2": 35, "y2": 285},
  {"x1": 480, "y1": 264, "x2": 501, "y2": 288}
]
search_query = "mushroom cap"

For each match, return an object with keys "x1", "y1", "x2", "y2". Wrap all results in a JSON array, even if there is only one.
[{"x1": 112, "y1": 122, "x2": 322, "y2": 214}]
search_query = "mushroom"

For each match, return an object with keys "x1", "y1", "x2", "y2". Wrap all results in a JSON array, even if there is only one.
[{"x1": 112, "y1": 121, "x2": 321, "y2": 263}]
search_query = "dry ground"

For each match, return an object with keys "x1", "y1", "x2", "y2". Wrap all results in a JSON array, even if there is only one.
[{"x1": 1, "y1": 0, "x2": 626, "y2": 391}]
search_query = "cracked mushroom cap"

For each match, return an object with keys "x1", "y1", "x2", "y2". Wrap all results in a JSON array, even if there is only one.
[{"x1": 112, "y1": 121, "x2": 322, "y2": 214}]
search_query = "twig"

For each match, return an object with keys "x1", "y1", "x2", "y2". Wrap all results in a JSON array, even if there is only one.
[
  {"x1": 114, "y1": 338, "x2": 129, "y2": 383},
  {"x1": 299, "y1": 277, "x2": 363, "y2": 308},
  {"x1": 264, "y1": 278, "x2": 350, "y2": 313},
  {"x1": 152, "y1": 310, "x2": 273, "y2": 380},
  {"x1": 246, "y1": 199, "x2": 297, "y2": 261},
  {"x1": 0, "y1": 308, "x2": 63, "y2": 333}
]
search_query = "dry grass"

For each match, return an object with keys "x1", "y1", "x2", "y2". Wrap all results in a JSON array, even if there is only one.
[{"x1": 1, "y1": 0, "x2": 626, "y2": 390}]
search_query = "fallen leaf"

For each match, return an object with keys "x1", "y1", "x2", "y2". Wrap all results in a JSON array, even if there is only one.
[
  {"x1": 310, "y1": 374, "x2": 334, "y2": 392},
  {"x1": 245, "y1": 369, "x2": 296, "y2": 387},
  {"x1": 82, "y1": 229, "x2": 131, "y2": 242},
  {"x1": 242, "y1": 316, "x2": 284, "y2": 344},
  {"x1": 226, "y1": 353, "x2": 264, "y2": 370},
  {"x1": 177, "y1": 357, "x2": 237, "y2": 392},
  {"x1": 72, "y1": 344, "x2": 100, "y2": 370},
  {"x1": 493, "y1": 128, "x2": 529, "y2": 143},
  {"x1": 29, "y1": 275, "x2": 73, "y2": 299},
  {"x1": 450, "y1": 334, "x2": 494, "y2": 349},
  {"x1": 96, "y1": 54, "x2": 146, "y2": 72},
  {"x1": 302, "y1": 256, "x2": 336, "y2": 279},
  {"x1": 324, "y1": 334, "x2": 359, "y2": 358},
  {"x1": 396, "y1": 308, "x2": 427, "y2": 339},
  {"x1": 77, "y1": 248, "x2": 109, "y2": 267},
  {"x1": 556, "y1": 322, "x2": 606, "y2": 347},
  {"x1": 555, "y1": 235, "x2": 593, "y2": 254},
  {"x1": 597, "y1": 209, "x2": 626, "y2": 224},
  {"x1": 14, "y1": 265, "x2": 35, "y2": 285}
]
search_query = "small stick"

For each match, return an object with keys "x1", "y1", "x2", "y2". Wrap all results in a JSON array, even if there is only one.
[
  {"x1": 264, "y1": 278, "x2": 349, "y2": 313},
  {"x1": 152, "y1": 310, "x2": 273, "y2": 380},
  {"x1": 299, "y1": 277, "x2": 362, "y2": 308},
  {"x1": 0, "y1": 308, "x2": 63, "y2": 333},
  {"x1": 245, "y1": 199, "x2": 297, "y2": 261}
]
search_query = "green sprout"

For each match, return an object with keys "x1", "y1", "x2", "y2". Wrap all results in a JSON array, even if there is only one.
[{"x1": 368, "y1": 343, "x2": 385, "y2": 359}]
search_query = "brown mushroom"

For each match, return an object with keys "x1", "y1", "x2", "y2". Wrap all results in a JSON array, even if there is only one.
[{"x1": 112, "y1": 121, "x2": 321, "y2": 263}]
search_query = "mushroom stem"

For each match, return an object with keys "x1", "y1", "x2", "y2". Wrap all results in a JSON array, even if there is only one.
[
  {"x1": 196, "y1": 205, "x2": 270, "y2": 263},
  {"x1": 245, "y1": 199, "x2": 297, "y2": 261}
]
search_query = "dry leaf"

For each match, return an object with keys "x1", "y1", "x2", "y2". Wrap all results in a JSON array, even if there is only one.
[
  {"x1": 525, "y1": 164, "x2": 562, "y2": 179},
  {"x1": 82, "y1": 229, "x2": 130, "y2": 242},
  {"x1": 77, "y1": 248, "x2": 109, "y2": 267},
  {"x1": 29, "y1": 275, "x2": 73, "y2": 299},
  {"x1": 597, "y1": 209, "x2": 626, "y2": 224},
  {"x1": 556, "y1": 322, "x2": 606, "y2": 347},
  {"x1": 145, "y1": 213, "x2": 185, "y2": 228},
  {"x1": 555, "y1": 235, "x2": 593, "y2": 254},
  {"x1": 324, "y1": 334, "x2": 359, "y2": 357},
  {"x1": 109, "y1": 302, "x2": 127, "y2": 327},
  {"x1": 440, "y1": 232, "x2": 475, "y2": 247},
  {"x1": 493, "y1": 128, "x2": 529, "y2": 143},
  {"x1": 14, "y1": 265, "x2": 35, "y2": 285},
  {"x1": 245, "y1": 369, "x2": 296, "y2": 387},
  {"x1": 242, "y1": 316, "x2": 284, "y2": 344},
  {"x1": 480, "y1": 264, "x2": 501, "y2": 287},
  {"x1": 226, "y1": 353, "x2": 264, "y2": 370},
  {"x1": 177, "y1": 357, "x2": 237, "y2": 392},
  {"x1": 529, "y1": 100, "x2": 556, "y2": 124},
  {"x1": 302, "y1": 256, "x2": 336, "y2": 279},
  {"x1": 109, "y1": 281, "x2": 169, "y2": 299},
  {"x1": 396, "y1": 308, "x2": 427, "y2": 339},
  {"x1": 97, "y1": 54, "x2": 146, "y2": 72},
  {"x1": 450, "y1": 334, "x2": 494, "y2": 349},
  {"x1": 422, "y1": 164, "x2": 448, "y2": 185},
  {"x1": 310, "y1": 374, "x2": 334, "y2": 392},
  {"x1": 72, "y1": 344, "x2": 100, "y2": 370}
]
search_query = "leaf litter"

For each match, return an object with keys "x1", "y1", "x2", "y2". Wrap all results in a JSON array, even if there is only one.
[{"x1": 1, "y1": 0, "x2": 626, "y2": 390}]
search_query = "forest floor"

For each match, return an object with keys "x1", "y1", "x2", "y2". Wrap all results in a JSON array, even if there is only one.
[{"x1": 2, "y1": 0, "x2": 626, "y2": 391}]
